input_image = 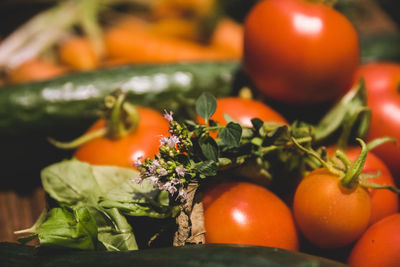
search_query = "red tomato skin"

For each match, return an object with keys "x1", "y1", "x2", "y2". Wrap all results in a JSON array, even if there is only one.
[
  {"x1": 198, "y1": 97, "x2": 288, "y2": 126},
  {"x1": 203, "y1": 181, "x2": 299, "y2": 251},
  {"x1": 243, "y1": 0, "x2": 359, "y2": 104},
  {"x1": 293, "y1": 169, "x2": 371, "y2": 248},
  {"x1": 354, "y1": 63, "x2": 400, "y2": 182},
  {"x1": 74, "y1": 107, "x2": 169, "y2": 168},
  {"x1": 348, "y1": 213, "x2": 400, "y2": 267},
  {"x1": 327, "y1": 146, "x2": 399, "y2": 225}
]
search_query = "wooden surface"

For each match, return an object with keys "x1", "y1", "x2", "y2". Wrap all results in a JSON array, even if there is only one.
[{"x1": 0, "y1": 187, "x2": 46, "y2": 243}]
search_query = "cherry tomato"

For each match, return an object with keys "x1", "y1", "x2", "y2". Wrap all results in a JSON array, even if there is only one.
[
  {"x1": 74, "y1": 107, "x2": 169, "y2": 168},
  {"x1": 202, "y1": 181, "x2": 299, "y2": 251},
  {"x1": 354, "y1": 63, "x2": 400, "y2": 182},
  {"x1": 243, "y1": 0, "x2": 359, "y2": 104},
  {"x1": 197, "y1": 97, "x2": 288, "y2": 126},
  {"x1": 348, "y1": 213, "x2": 400, "y2": 267},
  {"x1": 293, "y1": 169, "x2": 371, "y2": 248},
  {"x1": 327, "y1": 146, "x2": 399, "y2": 225}
]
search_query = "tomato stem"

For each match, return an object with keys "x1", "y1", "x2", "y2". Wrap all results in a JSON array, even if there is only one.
[
  {"x1": 48, "y1": 128, "x2": 106, "y2": 149},
  {"x1": 366, "y1": 136, "x2": 397, "y2": 151},
  {"x1": 291, "y1": 137, "x2": 343, "y2": 177},
  {"x1": 339, "y1": 138, "x2": 368, "y2": 188}
]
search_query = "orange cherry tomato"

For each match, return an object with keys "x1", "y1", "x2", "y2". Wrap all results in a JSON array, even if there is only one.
[
  {"x1": 348, "y1": 213, "x2": 400, "y2": 267},
  {"x1": 243, "y1": 0, "x2": 359, "y2": 104},
  {"x1": 293, "y1": 169, "x2": 371, "y2": 248},
  {"x1": 202, "y1": 181, "x2": 299, "y2": 251},
  {"x1": 197, "y1": 97, "x2": 288, "y2": 127},
  {"x1": 74, "y1": 107, "x2": 169, "y2": 168},
  {"x1": 354, "y1": 62, "x2": 400, "y2": 182},
  {"x1": 327, "y1": 146, "x2": 399, "y2": 225}
]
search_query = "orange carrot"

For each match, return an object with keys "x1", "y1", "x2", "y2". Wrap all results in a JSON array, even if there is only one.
[
  {"x1": 104, "y1": 24, "x2": 235, "y2": 64},
  {"x1": 150, "y1": 18, "x2": 200, "y2": 41},
  {"x1": 9, "y1": 58, "x2": 68, "y2": 84},
  {"x1": 58, "y1": 36, "x2": 99, "y2": 70},
  {"x1": 210, "y1": 18, "x2": 243, "y2": 58}
]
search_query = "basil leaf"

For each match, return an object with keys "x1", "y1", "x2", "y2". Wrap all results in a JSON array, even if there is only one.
[
  {"x1": 41, "y1": 160, "x2": 100, "y2": 206},
  {"x1": 38, "y1": 207, "x2": 98, "y2": 250},
  {"x1": 88, "y1": 207, "x2": 138, "y2": 251},
  {"x1": 219, "y1": 122, "x2": 242, "y2": 148},
  {"x1": 195, "y1": 92, "x2": 217, "y2": 122}
]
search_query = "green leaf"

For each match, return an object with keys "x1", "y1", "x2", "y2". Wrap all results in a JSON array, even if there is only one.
[
  {"x1": 38, "y1": 207, "x2": 98, "y2": 250},
  {"x1": 194, "y1": 160, "x2": 218, "y2": 177},
  {"x1": 195, "y1": 92, "x2": 217, "y2": 122},
  {"x1": 41, "y1": 160, "x2": 101, "y2": 206},
  {"x1": 99, "y1": 178, "x2": 178, "y2": 219},
  {"x1": 251, "y1": 118, "x2": 264, "y2": 130},
  {"x1": 199, "y1": 136, "x2": 219, "y2": 161},
  {"x1": 88, "y1": 207, "x2": 138, "y2": 251},
  {"x1": 315, "y1": 79, "x2": 369, "y2": 144},
  {"x1": 219, "y1": 122, "x2": 242, "y2": 148}
]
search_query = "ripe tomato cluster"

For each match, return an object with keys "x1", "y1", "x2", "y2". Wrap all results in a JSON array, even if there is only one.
[{"x1": 202, "y1": 0, "x2": 400, "y2": 265}]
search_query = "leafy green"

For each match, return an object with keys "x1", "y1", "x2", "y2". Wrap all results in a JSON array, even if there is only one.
[
  {"x1": 195, "y1": 92, "x2": 217, "y2": 122},
  {"x1": 219, "y1": 122, "x2": 242, "y2": 148},
  {"x1": 37, "y1": 207, "x2": 98, "y2": 250}
]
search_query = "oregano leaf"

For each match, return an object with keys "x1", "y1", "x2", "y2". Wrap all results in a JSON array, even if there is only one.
[
  {"x1": 195, "y1": 92, "x2": 217, "y2": 123},
  {"x1": 219, "y1": 122, "x2": 242, "y2": 148}
]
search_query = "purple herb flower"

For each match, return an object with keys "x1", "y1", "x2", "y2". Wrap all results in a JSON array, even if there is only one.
[
  {"x1": 163, "y1": 110, "x2": 174, "y2": 122},
  {"x1": 176, "y1": 167, "x2": 186, "y2": 177},
  {"x1": 160, "y1": 135, "x2": 180, "y2": 148}
]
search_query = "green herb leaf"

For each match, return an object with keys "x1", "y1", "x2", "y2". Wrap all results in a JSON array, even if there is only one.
[
  {"x1": 219, "y1": 122, "x2": 242, "y2": 148},
  {"x1": 38, "y1": 207, "x2": 98, "y2": 250},
  {"x1": 88, "y1": 207, "x2": 138, "y2": 251},
  {"x1": 199, "y1": 136, "x2": 219, "y2": 161},
  {"x1": 195, "y1": 92, "x2": 217, "y2": 123},
  {"x1": 194, "y1": 160, "x2": 218, "y2": 177}
]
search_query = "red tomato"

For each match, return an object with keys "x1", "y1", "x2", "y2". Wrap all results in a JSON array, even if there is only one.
[
  {"x1": 348, "y1": 213, "x2": 400, "y2": 267},
  {"x1": 202, "y1": 181, "x2": 299, "y2": 251},
  {"x1": 293, "y1": 169, "x2": 371, "y2": 248},
  {"x1": 354, "y1": 63, "x2": 400, "y2": 182},
  {"x1": 327, "y1": 146, "x2": 399, "y2": 225},
  {"x1": 243, "y1": 0, "x2": 359, "y2": 104},
  {"x1": 197, "y1": 97, "x2": 288, "y2": 126},
  {"x1": 74, "y1": 107, "x2": 169, "y2": 168}
]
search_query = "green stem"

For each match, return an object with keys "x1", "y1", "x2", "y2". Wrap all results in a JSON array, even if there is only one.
[
  {"x1": 366, "y1": 136, "x2": 397, "y2": 151},
  {"x1": 48, "y1": 128, "x2": 106, "y2": 149},
  {"x1": 340, "y1": 138, "x2": 368, "y2": 188},
  {"x1": 291, "y1": 137, "x2": 343, "y2": 177}
]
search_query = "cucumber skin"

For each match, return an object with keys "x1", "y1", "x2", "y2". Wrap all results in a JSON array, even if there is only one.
[
  {"x1": 0, "y1": 242, "x2": 349, "y2": 267},
  {"x1": 0, "y1": 61, "x2": 239, "y2": 137}
]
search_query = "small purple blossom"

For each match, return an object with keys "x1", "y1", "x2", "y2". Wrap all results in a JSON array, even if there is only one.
[
  {"x1": 159, "y1": 168, "x2": 168, "y2": 176},
  {"x1": 160, "y1": 135, "x2": 180, "y2": 148},
  {"x1": 148, "y1": 160, "x2": 160, "y2": 174},
  {"x1": 176, "y1": 167, "x2": 186, "y2": 177},
  {"x1": 163, "y1": 110, "x2": 174, "y2": 122},
  {"x1": 178, "y1": 189, "x2": 187, "y2": 198},
  {"x1": 162, "y1": 181, "x2": 178, "y2": 195}
]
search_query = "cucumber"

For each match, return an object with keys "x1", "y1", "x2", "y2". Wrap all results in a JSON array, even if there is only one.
[
  {"x1": 361, "y1": 33, "x2": 400, "y2": 64},
  {"x1": 0, "y1": 242, "x2": 349, "y2": 267},
  {"x1": 0, "y1": 61, "x2": 239, "y2": 137},
  {"x1": 0, "y1": 61, "x2": 239, "y2": 184}
]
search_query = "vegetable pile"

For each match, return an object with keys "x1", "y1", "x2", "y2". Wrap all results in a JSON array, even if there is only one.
[{"x1": 2, "y1": 0, "x2": 400, "y2": 266}]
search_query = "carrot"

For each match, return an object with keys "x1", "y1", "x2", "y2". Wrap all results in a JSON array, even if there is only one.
[
  {"x1": 151, "y1": 0, "x2": 216, "y2": 19},
  {"x1": 210, "y1": 18, "x2": 243, "y2": 58},
  {"x1": 58, "y1": 36, "x2": 99, "y2": 70},
  {"x1": 8, "y1": 58, "x2": 69, "y2": 84},
  {"x1": 103, "y1": 23, "x2": 235, "y2": 64},
  {"x1": 150, "y1": 18, "x2": 200, "y2": 41}
]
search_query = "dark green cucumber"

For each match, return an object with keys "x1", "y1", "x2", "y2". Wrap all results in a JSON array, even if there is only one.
[
  {"x1": 361, "y1": 33, "x2": 400, "y2": 64},
  {"x1": 0, "y1": 242, "x2": 349, "y2": 267},
  {"x1": 0, "y1": 61, "x2": 239, "y2": 137}
]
